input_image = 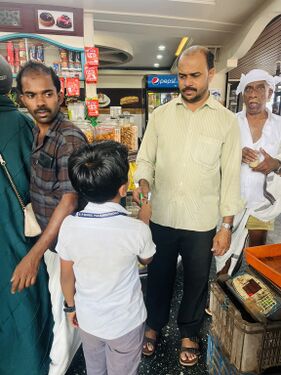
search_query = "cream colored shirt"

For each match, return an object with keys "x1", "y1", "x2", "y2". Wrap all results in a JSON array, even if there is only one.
[{"x1": 135, "y1": 95, "x2": 244, "y2": 231}]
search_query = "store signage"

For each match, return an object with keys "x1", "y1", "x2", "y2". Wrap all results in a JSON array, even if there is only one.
[
  {"x1": 147, "y1": 74, "x2": 178, "y2": 89},
  {"x1": 0, "y1": 3, "x2": 83, "y2": 36}
]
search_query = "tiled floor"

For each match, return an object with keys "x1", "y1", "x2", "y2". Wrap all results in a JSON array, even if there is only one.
[{"x1": 66, "y1": 215, "x2": 281, "y2": 375}]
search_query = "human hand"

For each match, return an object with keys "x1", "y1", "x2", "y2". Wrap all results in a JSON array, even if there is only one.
[
  {"x1": 242, "y1": 147, "x2": 259, "y2": 165},
  {"x1": 11, "y1": 252, "x2": 41, "y2": 293},
  {"x1": 132, "y1": 180, "x2": 150, "y2": 206},
  {"x1": 212, "y1": 229, "x2": 231, "y2": 256},
  {"x1": 252, "y1": 148, "x2": 280, "y2": 175},
  {"x1": 137, "y1": 202, "x2": 152, "y2": 224},
  {"x1": 67, "y1": 312, "x2": 79, "y2": 328}
]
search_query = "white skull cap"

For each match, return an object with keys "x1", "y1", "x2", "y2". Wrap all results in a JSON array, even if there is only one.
[{"x1": 236, "y1": 69, "x2": 281, "y2": 95}]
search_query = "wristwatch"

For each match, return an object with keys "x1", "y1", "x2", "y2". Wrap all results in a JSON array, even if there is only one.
[
  {"x1": 63, "y1": 301, "x2": 76, "y2": 313},
  {"x1": 221, "y1": 223, "x2": 233, "y2": 231}
]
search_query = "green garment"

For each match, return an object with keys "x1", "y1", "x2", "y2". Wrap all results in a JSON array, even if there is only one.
[{"x1": 0, "y1": 95, "x2": 53, "y2": 375}]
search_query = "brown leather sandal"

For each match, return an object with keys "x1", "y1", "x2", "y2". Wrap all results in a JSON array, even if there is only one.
[
  {"x1": 142, "y1": 329, "x2": 159, "y2": 357},
  {"x1": 179, "y1": 337, "x2": 200, "y2": 367}
]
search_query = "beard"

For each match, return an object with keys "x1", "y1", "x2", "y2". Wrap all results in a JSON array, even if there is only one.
[{"x1": 180, "y1": 86, "x2": 209, "y2": 103}]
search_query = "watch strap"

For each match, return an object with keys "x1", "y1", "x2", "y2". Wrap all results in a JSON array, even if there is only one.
[
  {"x1": 221, "y1": 222, "x2": 233, "y2": 231},
  {"x1": 63, "y1": 301, "x2": 76, "y2": 313}
]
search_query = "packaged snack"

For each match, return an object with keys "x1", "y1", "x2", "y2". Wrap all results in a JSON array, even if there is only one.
[
  {"x1": 14, "y1": 46, "x2": 20, "y2": 73},
  {"x1": 68, "y1": 50, "x2": 75, "y2": 69},
  {"x1": 6, "y1": 41, "x2": 14, "y2": 66},
  {"x1": 84, "y1": 64, "x2": 98, "y2": 83},
  {"x1": 66, "y1": 77, "x2": 80, "y2": 97},
  {"x1": 59, "y1": 49, "x2": 69, "y2": 69},
  {"x1": 36, "y1": 44, "x2": 44, "y2": 63},
  {"x1": 72, "y1": 52, "x2": 80, "y2": 71},
  {"x1": 19, "y1": 40, "x2": 27, "y2": 66},
  {"x1": 86, "y1": 98, "x2": 99, "y2": 117},
  {"x1": 29, "y1": 45, "x2": 36, "y2": 60},
  {"x1": 53, "y1": 62, "x2": 60, "y2": 74},
  {"x1": 73, "y1": 120, "x2": 94, "y2": 143},
  {"x1": 84, "y1": 47, "x2": 99, "y2": 66},
  {"x1": 59, "y1": 77, "x2": 65, "y2": 96}
]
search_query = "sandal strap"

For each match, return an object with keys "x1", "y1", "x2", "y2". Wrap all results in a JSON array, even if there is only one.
[
  {"x1": 185, "y1": 336, "x2": 199, "y2": 343},
  {"x1": 143, "y1": 336, "x2": 157, "y2": 345},
  {"x1": 180, "y1": 346, "x2": 200, "y2": 355}
]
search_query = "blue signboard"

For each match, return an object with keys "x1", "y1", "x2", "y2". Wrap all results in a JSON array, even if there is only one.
[{"x1": 147, "y1": 74, "x2": 178, "y2": 89}]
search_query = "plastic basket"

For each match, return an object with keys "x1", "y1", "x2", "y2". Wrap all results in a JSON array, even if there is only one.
[
  {"x1": 207, "y1": 331, "x2": 255, "y2": 375},
  {"x1": 210, "y1": 281, "x2": 281, "y2": 373}
]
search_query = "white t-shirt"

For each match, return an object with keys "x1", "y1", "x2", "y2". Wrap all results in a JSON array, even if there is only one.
[
  {"x1": 238, "y1": 109, "x2": 281, "y2": 208},
  {"x1": 56, "y1": 201, "x2": 156, "y2": 340}
]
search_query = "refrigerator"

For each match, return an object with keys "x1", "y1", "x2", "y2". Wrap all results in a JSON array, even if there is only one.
[
  {"x1": 273, "y1": 83, "x2": 281, "y2": 115},
  {"x1": 225, "y1": 81, "x2": 243, "y2": 113},
  {"x1": 143, "y1": 74, "x2": 179, "y2": 127}
]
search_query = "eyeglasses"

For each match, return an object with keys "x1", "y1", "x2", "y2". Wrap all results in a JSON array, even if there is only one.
[{"x1": 244, "y1": 84, "x2": 266, "y2": 95}]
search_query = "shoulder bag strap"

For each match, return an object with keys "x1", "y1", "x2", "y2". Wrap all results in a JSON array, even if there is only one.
[{"x1": 0, "y1": 153, "x2": 26, "y2": 211}]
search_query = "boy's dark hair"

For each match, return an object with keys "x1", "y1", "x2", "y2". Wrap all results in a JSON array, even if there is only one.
[
  {"x1": 16, "y1": 60, "x2": 61, "y2": 94},
  {"x1": 68, "y1": 141, "x2": 129, "y2": 204}
]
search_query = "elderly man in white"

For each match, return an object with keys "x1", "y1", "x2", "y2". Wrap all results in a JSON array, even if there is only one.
[{"x1": 216, "y1": 69, "x2": 281, "y2": 275}]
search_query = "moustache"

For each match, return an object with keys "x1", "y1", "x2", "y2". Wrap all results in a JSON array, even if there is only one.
[
  {"x1": 34, "y1": 108, "x2": 51, "y2": 114},
  {"x1": 182, "y1": 87, "x2": 197, "y2": 93}
]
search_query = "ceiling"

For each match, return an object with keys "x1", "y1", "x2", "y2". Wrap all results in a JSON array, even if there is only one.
[{"x1": 5, "y1": 0, "x2": 274, "y2": 70}]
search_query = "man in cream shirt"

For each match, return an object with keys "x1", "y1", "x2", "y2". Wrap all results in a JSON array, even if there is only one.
[{"x1": 134, "y1": 45, "x2": 244, "y2": 367}]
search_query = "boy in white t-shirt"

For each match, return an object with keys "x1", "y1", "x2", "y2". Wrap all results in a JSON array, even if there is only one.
[{"x1": 56, "y1": 141, "x2": 155, "y2": 375}]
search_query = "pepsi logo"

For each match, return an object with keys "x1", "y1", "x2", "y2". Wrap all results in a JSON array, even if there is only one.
[{"x1": 151, "y1": 77, "x2": 160, "y2": 85}]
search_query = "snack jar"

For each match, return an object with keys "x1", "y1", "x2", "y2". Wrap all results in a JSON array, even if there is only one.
[
  {"x1": 73, "y1": 120, "x2": 94, "y2": 144},
  {"x1": 93, "y1": 125, "x2": 121, "y2": 143},
  {"x1": 120, "y1": 122, "x2": 138, "y2": 152}
]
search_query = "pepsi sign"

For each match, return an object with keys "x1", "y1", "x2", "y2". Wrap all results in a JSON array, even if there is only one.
[{"x1": 147, "y1": 74, "x2": 178, "y2": 89}]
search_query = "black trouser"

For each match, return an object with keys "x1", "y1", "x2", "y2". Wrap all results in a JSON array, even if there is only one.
[{"x1": 146, "y1": 222, "x2": 215, "y2": 338}]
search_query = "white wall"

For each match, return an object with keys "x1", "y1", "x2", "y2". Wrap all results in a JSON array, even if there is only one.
[
  {"x1": 210, "y1": 71, "x2": 227, "y2": 103},
  {"x1": 98, "y1": 69, "x2": 170, "y2": 89}
]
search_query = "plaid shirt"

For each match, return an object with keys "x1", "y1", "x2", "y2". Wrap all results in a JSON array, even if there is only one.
[{"x1": 30, "y1": 112, "x2": 87, "y2": 240}]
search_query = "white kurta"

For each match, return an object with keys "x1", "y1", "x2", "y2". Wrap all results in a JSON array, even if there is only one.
[{"x1": 238, "y1": 109, "x2": 281, "y2": 208}]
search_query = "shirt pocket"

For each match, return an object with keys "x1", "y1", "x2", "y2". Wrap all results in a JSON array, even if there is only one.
[{"x1": 191, "y1": 135, "x2": 222, "y2": 169}]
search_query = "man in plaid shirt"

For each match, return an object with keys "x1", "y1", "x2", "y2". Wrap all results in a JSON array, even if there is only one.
[{"x1": 11, "y1": 61, "x2": 87, "y2": 375}]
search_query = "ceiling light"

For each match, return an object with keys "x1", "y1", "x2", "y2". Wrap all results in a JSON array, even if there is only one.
[
  {"x1": 154, "y1": 63, "x2": 160, "y2": 68},
  {"x1": 156, "y1": 54, "x2": 163, "y2": 59},
  {"x1": 158, "y1": 45, "x2": 166, "y2": 51},
  {"x1": 175, "y1": 36, "x2": 189, "y2": 57}
]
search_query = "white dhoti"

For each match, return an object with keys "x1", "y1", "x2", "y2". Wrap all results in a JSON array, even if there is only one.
[
  {"x1": 44, "y1": 250, "x2": 81, "y2": 375},
  {"x1": 215, "y1": 173, "x2": 281, "y2": 276}
]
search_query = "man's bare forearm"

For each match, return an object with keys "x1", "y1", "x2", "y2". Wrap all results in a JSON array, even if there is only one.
[
  {"x1": 60, "y1": 259, "x2": 76, "y2": 307},
  {"x1": 29, "y1": 193, "x2": 78, "y2": 260}
]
